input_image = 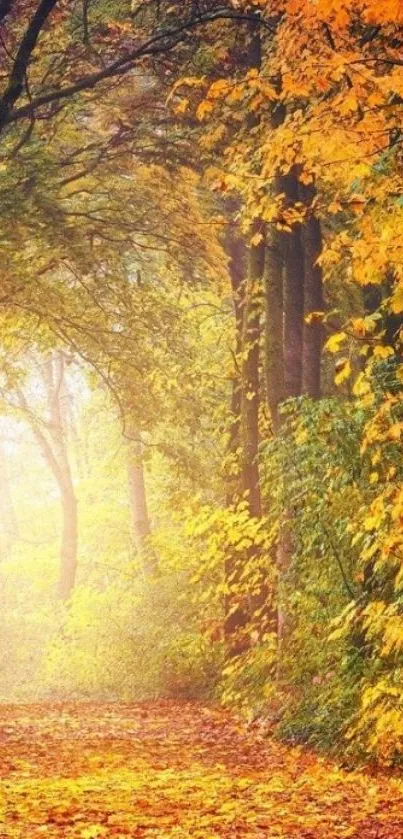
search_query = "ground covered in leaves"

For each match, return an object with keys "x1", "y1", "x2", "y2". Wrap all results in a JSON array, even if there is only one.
[{"x1": 0, "y1": 702, "x2": 402, "y2": 838}]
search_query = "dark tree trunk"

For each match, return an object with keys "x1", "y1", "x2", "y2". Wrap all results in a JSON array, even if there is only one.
[
  {"x1": 223, "y1": 217, "x2": 250, "y2": 655},
  {"x1": 241, "y1": 227, "x2": 264, "y2": 521},
  {"x1": 301, "y1": 184, "x2": 324, "y2": 399},
  {"x1": 240, "y1": 12, "x2": 264, "y2": 519},
  {"x1": 272, "y1": 170, "x2": 304, "y2": 650},
  {"x1": 223, "y1": 13, "x2": 268, "y2": 656},
  {"x1": 265, "y1": 224, "x2": 285, "y2": 432},
  {"x1": 283, "y1": 170, "x2": 304, "y2": 399},
  {"x1": 225, "y1": 218, "x2": 246, "y2": 508}
]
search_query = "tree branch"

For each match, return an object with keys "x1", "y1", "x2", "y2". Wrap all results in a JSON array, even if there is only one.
[
  {"x1": 3, "y1": 8, "x2": 275, "y2": 128},
  {"x1": 0, "y1": 0, "x2": 59, "y2": 130}
]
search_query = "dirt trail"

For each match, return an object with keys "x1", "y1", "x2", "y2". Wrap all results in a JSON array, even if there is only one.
[{"x1": 0, "y1": 702, "x2": 402, "y2": 838}]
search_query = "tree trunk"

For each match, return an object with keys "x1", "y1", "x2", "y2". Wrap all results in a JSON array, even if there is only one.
[
  {"x1": 224, "y1": 214, "x2": 246, "y2": 509},
  {"x1": 241, "y1": 227, "x2": 264, "y2": 520},
  {"x1": 47, "y1": 353, "x2": 78, "y2": 599},
  {"x1": 223, "y1": 217, "x2": 250, "y2": 654},
  {"x1": 223, "y1": 14, "x2": 268, "y2": 655},
  {"x1": 301, "y1": 184, "x2": 324, "y2": 399},
  {"x1": 283, "y1": 170, "x2": 304, "y2": 398},
  {"x1": 18, "y1": 352, "x2": 78, "y2": 600},
  {"x1": 276, "y1": 171, "x2": 305, "y2": 647},
  {"x1": 265, "y1": 225, "x2": 285, "y2": 433},
  {"x1": 127, "y1": 433, "x2": 157, "y2": 577},
  {"x1": 240, "y1": 12, "x2": 264, "y2": 520}
]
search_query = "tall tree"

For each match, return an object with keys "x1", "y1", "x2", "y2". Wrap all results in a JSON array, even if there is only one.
[{"x1": 18, "y1": 352, "x2": 77, "y2": 599}]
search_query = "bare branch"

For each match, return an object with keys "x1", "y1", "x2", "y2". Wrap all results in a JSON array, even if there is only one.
[
  {"x1": 4, "y1": 7, "x2": 274, "y2": 128},
  {"x1": 0, "y1": 0, "x2": 60, "y2": 130}
]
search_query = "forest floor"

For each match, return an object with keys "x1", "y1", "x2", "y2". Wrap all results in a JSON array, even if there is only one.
[{"x1": 0, "y1": 702, "x2": 402, "y2": 838}]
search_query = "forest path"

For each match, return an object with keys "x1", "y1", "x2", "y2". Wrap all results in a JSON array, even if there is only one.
[{"x1": 0, "y1": 702, "x2": 402, "y2": 838}]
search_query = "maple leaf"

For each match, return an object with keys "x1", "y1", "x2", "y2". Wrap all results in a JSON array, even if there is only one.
[
  {"x1": 335, "y1": 358, "x2": 352, "y2": 385},
  {"x1": 325, "y1": 332, "x2": 347, "y2": 353},
  {"x1": 390, "y1": 285, "x2": 403, "y2": 314}
]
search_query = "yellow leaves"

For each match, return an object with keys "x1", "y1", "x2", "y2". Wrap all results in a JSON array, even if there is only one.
[
  {"x1": 373, "y1": 345, "x2": 395, "y2": 360},
  {"x1": 353, "y1": 373, "x2": 370, "y2": 397},
  {"x1": 199, "y1": 124, "x2": 227, "y2": 151},
  {"x1": 390, "y1": 285, "x2": 403, "y2": 315},
  {"x1": 281, "y1": 74, "x2": 311, "y2": 98},
  {"x1": 363, "y1": 496, "x2": 386, "y2": 532},
  {"x1": 335, "y1": 359, "x2": 351, "y2": 385},
  {"x1": 387, "y1": 422, "x2": 403, "y2": 441},
  {"x1": 250, "y1": 231, "x2": 264, "y2": 247},
  {"x1": 328, "y1": 200, "x2": 343, "y2": 214},
  {"x1": 351, "y1": 663, "x2": 403, "y2": 761},
  {"x1": 351, "y1": 317, "x2": 370, "y2": 338},
  {"x1": 81, "y1": 827, "x2": 106, "y2": 839},
  {"x1": 174, "y1": 98, "x2": 189, "y2": 115},
  {"x1": 328, "y1": 624, "x2": 345, "y2": 642},
  {"x1": 247, "y1": 70, "x2": 278, "y2": 102},
  {"x1": 325, "y1": 332, "x2": 347, "y2": 353},
  {"x1": 381, "y1": 614, "x2": 403, "y2": 657},
  {"x1": 258, "y1": 81, "x2": 279, "y2": 101},
  {"x1": 295, "y1": 427, "x2": 308, "y2": 445},
  {"x1": 328, "y1": 602, "x2": 356, "y2": 642},
  {"x1": 324, "y1": 333, "x2": 353, "y2": 384},
  {"x1": 169, "y1": 76, "x2": 205, "y2": 97},
  {"x1": 348, "y1": 317, "x2": 377, "y2": 352},
  {"x1": 227, "y1": 84, "x2": 244, "y2": 104}
]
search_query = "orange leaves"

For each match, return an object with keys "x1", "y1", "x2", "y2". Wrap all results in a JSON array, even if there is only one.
[
  {"x1": 328, "y1": 200, "x2": 343, "y2": 214},
  {"x1": 2, "y1": 702, "x2": 403, "y2": 838},
  {"x1": 208, "y1": 79, "x2": 232, "y2": 100},
  {"x1": 195, "y1": 71, "x2": 279, "y2": 125},
  {"x1": 348, "y1": 194, "x2": 366, "y2": 214},
  {"x1": 362, "y1": 0, "x2": 403, "y2": 25},
  {"x1": 197, "y1": 99, "x2": 214, "y2": 121},
  {"x1": 337, "y1": 91, "x2": 360, "y2": 116}
]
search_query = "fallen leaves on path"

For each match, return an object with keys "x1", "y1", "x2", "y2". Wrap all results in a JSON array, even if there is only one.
[{"x1": 0, "y1": 702, "x2": 402, "y2": 838}]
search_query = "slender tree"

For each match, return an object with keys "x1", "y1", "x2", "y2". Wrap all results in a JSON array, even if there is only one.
[{"x1": 18, "y1": 352, "x2": 78, "y2": 599}]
